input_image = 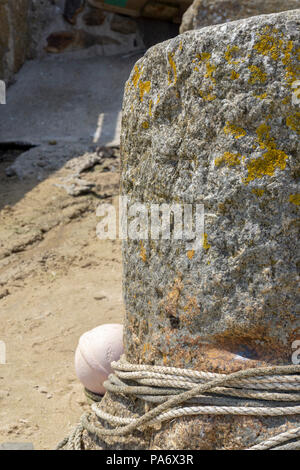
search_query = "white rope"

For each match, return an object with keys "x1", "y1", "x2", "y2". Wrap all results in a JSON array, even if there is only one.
[
  {"x1": 113, "y1": 364, "x2": 300, "y2": 391},
  {"x1": 57, "y1": 359, "x2": 300, "y2": 450},
  {"x1": 248, "y1": 427, "x2": 300, "y2": 450}
]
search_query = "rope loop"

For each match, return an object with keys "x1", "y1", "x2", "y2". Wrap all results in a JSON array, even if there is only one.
[{"x1": 57, "y1": 358, "x2": 300, "y2": 450}]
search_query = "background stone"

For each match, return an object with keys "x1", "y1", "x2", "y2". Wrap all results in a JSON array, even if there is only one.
[
  {"x1": 83, "y1": 6, "x2": 106, "y2": 26},
  {"x1": 110, "y1": 14, "x2": 137, "y2": 35},
  {"x1": 0, "y1": 0, "x2": 31, "y2": 83},
  {"x1": 180, "y1": 0, "x2": 300, "y2": 33}
]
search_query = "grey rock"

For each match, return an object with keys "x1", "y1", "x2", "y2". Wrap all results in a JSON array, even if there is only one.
[
  {"x1": 5, "y1": 142, "x2": 95, "y2": 180},
  {"x1": 180, "y1": 0, "x2": 300, "y2": 33},
  {"x1": 65, "y1": 152, "x2": 102, "y2": 174},
  {"x1": 54, "y1": 177, "x2": 96, "y2": 196}
]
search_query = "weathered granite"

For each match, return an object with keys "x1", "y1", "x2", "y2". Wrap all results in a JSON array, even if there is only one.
[
  {"x1": 83, "y1": 9, "x2": 300, "y2": 450},
  {"x1": 180, "y1": 0, "x2": 300, "y2": 33}
]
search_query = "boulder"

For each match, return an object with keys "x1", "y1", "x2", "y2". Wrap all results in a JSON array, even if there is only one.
[
  {"x1": 84, "y1": 9, "x2": 300, "y2": 449},
  {"x1": 180, "y1": 0, "x2": 300, "y2": 33}
]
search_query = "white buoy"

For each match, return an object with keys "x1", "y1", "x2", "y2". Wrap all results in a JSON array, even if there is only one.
[{"x1": 75, "y1": 323, "x2": 124, "y2": 395}]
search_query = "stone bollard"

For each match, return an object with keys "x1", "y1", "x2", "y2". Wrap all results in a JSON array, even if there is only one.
[
  {"x1": 180, "y1": 0, "x2": 300, "y2": 33},
  {"x1": 83, "y1": 9, "x2": 300, "y2": 450}
]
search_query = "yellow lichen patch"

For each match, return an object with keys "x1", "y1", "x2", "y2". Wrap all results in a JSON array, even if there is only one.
[
  {"x1": 282, "y1": 40, "x2": 294, "y2": 65},
  {"x1": 282, "y1": 96, "x2": 290, "y2": 104},
  {"x1": 230, "y1": 70, "x2": 240, "y2": 80},
  {"x1": 142, "y1": 121, "x2": 149, "y2": 129},
  {"x1": 289, "y1": 194, "x2": 300, "y2": 206},
  {"x1": 205, "y1": 61, "x2": 216, "y2": 84},
  {"x1": 224, "y1": 45, "x2": 240, "y2": 65},
  {"x1": 253, "y1": 26, "x2": 283, "y2": 61},
  {"x1": 196, "y1": 52, "x2": 211, "y2": 62},
  {"x1": 132, "y1": 65, "x2": 142, "y2": 88},
  {"x1": 195, "y1": 54, "x2": 215, "y2": 76},
  {"x1": 284, "y1": 48, "x2": 300, "y2": 86},
  {"x1": 253, "y1": 27, "x2": 299, "y2": 89},
  {"x1": 195, "y1": 52, "x2": 217, "y2": 96},
  {"x1": 203, "y1": 233, "x2": 211, "y2": 251},
  {"x1": 245, "y1": 122, "x2": 288, "y2": 183},
  {"x1": 286, "y1": 112, "x2": 300, "y2": 134},
  {"x1": 131, "y1": 65, "x2": 151, "y2": 102},
  {"x1": 256, "y1": 123, "x2": 272, "y2": 149},
  {"x1": 254, "y1": 92, "x2": 267, "y2": 100},
  {"x1": 179, "y1": 41, "x2": 183, "y2": 51},
  {"x1": 139, "y1": 80, "x2": 151, "y2": 101},
  {"x1": 140, "y1": 241, "x2": 147, "y2": 262},
  {"x1": 149, "y1": 99, "x2": 153, "y2": 117},
  {"x1": 168, "y1": 52, "x2": 177, "y2": 85},
  {"x1": 143, "y1": 343, "x2": 150, "y2": 354},
  {"x1": 283, "y1": 43, "x2": 299, "y2": 86},
  {"x1": 223, "y1": 121, "x2": 246, "y2": 139},
  {"x1": 248, "y1": 65, "x2": 267, "y2": 84},
  {"x1": 215, "y1": 151, "x2": 242, "y2": 167},
  {"x1": 252, "y1": 188, "x2": 265, "y2": 197},
  {"x1": 199, "y1": 90, "x2": 216, "y2": 101},
  {"x1": 187, "y1": 250, "x2": 195, "y2": 260}
]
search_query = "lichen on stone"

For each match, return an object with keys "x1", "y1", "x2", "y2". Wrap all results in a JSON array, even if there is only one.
[{"x1": 223, "y1": 121, "x2": 247, "y2": 139}]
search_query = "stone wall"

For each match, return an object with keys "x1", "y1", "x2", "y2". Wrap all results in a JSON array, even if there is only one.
[{"x1": 0, "y1": 0, "x2": 31, "y2": 83}]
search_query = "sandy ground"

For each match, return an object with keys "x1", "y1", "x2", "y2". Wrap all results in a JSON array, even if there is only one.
[{"x1": 0, "y1": 147, "x2": 124, "y2": 450}]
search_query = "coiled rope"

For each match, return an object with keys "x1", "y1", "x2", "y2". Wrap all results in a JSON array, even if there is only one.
[{"x1": 57, "y1": 358, "x2": 300, "y2": 450}]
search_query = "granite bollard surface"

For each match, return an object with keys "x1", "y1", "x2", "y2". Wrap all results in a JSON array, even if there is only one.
[{"x1": 84, "y1": 9, "x2": 300, "y2": 449}]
